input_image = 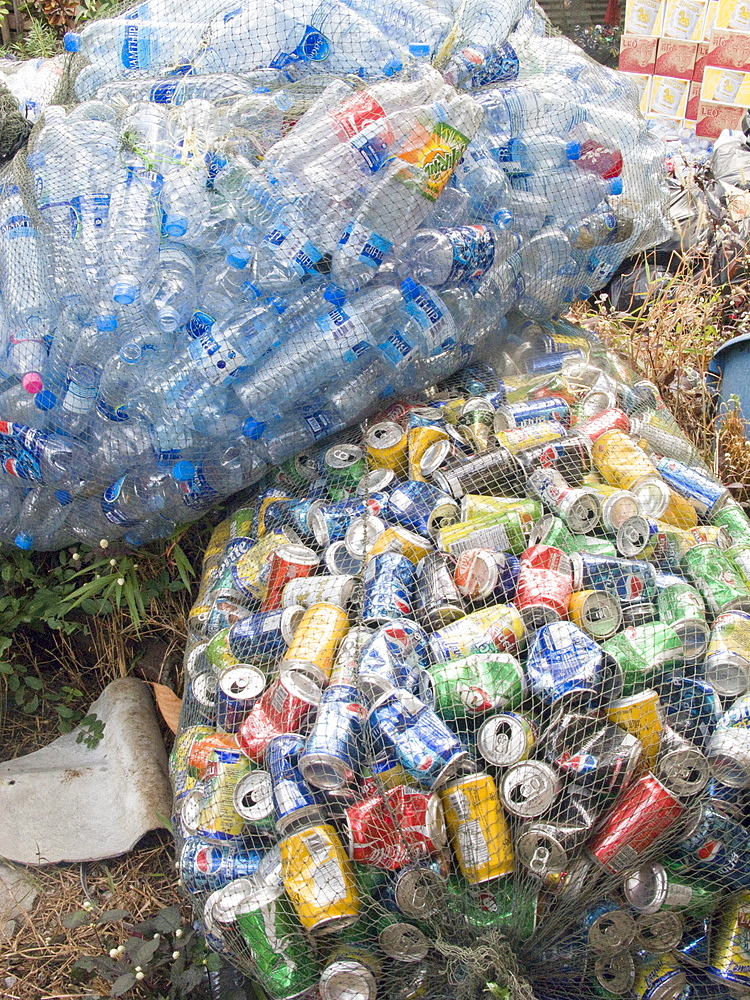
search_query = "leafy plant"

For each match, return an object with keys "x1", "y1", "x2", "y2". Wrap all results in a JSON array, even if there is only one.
[{"x1": 67, "y1": 902, "x2": 214, "y2": 998}]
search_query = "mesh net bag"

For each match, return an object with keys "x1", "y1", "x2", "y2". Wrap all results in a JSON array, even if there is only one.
[
  {"x1": 0, "y1": 0, "x2": 671, "y2": 550},
  {"x1": 171, "y1": 316, "x2": 750, "y2": 1000}
]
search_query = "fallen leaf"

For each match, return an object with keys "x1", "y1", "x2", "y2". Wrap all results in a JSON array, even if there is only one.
[{"x1": 149, "y1": 682, "x2": 182, "y2": 734}]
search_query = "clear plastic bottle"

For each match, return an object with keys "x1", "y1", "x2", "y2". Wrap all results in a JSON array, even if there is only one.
[
  {"x1": 394, "y1": 223, "x2": 521, "y2": 289},
  {"x1": 13, "y1": 487, "x2": 75, "y2": 549},
  {"x1": 141, "y1": 245, "x2": 198, "y2": 332}
]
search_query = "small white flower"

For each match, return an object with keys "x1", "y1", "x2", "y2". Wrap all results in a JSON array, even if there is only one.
[
  {"x1": 117, "y1": 945, "x2": 126, "y2": 955},
  {"x1": 175, "y1": 928, "x2": 184, "y2": 939},
  {"x1": 109, "y1": 948, "x2": 118, "y2": 959},
  {"x1": 117, "y1": 578, "x2": 125, "y2": 586},
  {"x1": 109, "y1": 558, "x2": 117, "y2": 567},
  {"x1": 172, "y1": 951, "x2": 180, "y2": 960},
  {"x1": 153, "y1": 933, "x2": 160, "y2": 940},
  {"x1": 71, "y1": 552, "x2": 80, "y2": 562},
  {"x1": 82, "y1": 900, "x2": 93, "y2": 911},
  {"x1": 135, "y1": 971, "x2": 145, "y2": 981},
  {"x1": 99, "y1": 539, "x2": 109, "y2": 549},
  {"x1": 135, "y1": 966, "x2": 143, "y2": 973}
]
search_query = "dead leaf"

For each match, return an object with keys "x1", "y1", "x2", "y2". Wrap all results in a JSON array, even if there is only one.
[{"x1": 149, "y1": 682, "x2": 182, "y2": 734}]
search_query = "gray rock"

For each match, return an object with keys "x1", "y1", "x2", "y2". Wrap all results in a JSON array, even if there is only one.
[
  {"x1": 0, "y1": 862, "x2": 38, "y2": 939},
  {"x1": 0, "y1": 678, "x2": 172, "y2": 865}
]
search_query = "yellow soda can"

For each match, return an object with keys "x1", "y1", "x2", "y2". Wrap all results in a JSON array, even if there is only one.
[
  {"x1": 366, "y1": 526, "x2": 434, "y2": 564},
  {"x1": 233, "y1": 534, "x2": 290, "y2": 601},
  {"x1": 707, "y1": 890, "x2": 750, "y2": 990},
  {"x1": 440, "y1": 772, "x2": 514, "y2": 883},
  {"x1": 280, "y1": 822, "x2": 359, "y2": 934},
  {"x1": 365, "y1": 421, "x2": 409, "y2": 477},
  {"x1": 460, "y1": 494, "x2": 543, "y2": 522},
  {"x1": 606, "y1": 689, "x2": 664, "y2": 770},
  {"x1": 280, "y1": 602, "x2": 350, "y2": 685},
  {"x1": 408, "y1": 425, "x2": 450, "y2": 482},
  {"x1": 429, "y1": 605, "x2": 526, "y2": 662},
  {"x1": 496, "y1": 420, "x2": 565, "y2": 455},
  {"x1": 592, "y1": 429, "x2": 659, "y2": 488},
  {"x1": 203, "y1": 519, "x2": 231, "y2": 564}
]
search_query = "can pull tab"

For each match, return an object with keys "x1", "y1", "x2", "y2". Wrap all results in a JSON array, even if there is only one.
[{"x1": 530, "y1": 845, "x2": 550, "y2": 873}]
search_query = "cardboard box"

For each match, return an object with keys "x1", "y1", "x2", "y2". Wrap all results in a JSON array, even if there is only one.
[
  {"x1": 624, "y1": 0, "x2": 665, "y2": 35},
  {"x1": 620, "y1": 34, "x2": 660, "y2": 72},
  {"x1": 655, "y1": 37, "x2": 698, "y2": 76},
  {"x1": 650, "y1": 74, "x2": 692, "y2": 114},
  {"x1": 662, "y1": 0, "x2": 707, "y2": 39},
  {"x1": 700, "y1": 64, "x2": 750, "y2": 102},
  {"x1": 686, "y1": 78, "x2": 704, "y2": 116},
  {"x1": 694, "y1": 40, "x2": 712, "y2": 77},
  {"x1": 620, "y1": 71, "x2": 654, "y2": 112},
  {"x1": 706, "y1": 27, "x2": 750, "y2": 68},
  {"x1": 716, "y1": 0, "x2": 750, "y2": 31},
  {"x1": 695, "y1": 98, "x2": 746, "y2": 136},
  {"x1": 703, "y1": 0, "x2": 719, "y2": 35}
]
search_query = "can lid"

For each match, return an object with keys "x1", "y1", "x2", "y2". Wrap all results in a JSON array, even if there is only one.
[
  {"x1": 565, "y1": 491, "x2": 602, "y2": 535},
  {"x1": 378, "y1": 922, "x2": 430, "y2": 962},
  {"x1": 366, "y1": 421, "x2": 404, "y2": 450},
  {"x1": 275, "y1": 543, "x2": 321, "y2": 568},
  {"x1": 594, "y1": 951, "x2": 635, "y2": 996},
  {"x1": 500, "y1": 761, "x2": 559, "y2": 818},
  {"x1": 357, "y1": 468, "x2": 398, "y2": 496},
  {"x1": 431, "y1": 469, "x2": 455, "y2": 497},
  {"x1": 602, "y1": 491, "x2": 640, "y2": 531},
  {"x1": 575, "y1": 591, "x2": 622, "y2": 640},
  {"x1": 281, "y1": 605, "x2": 306, "y2": 643},
  {"x1": 580, "y1": 388, "x2": 617, "y2": 418},
  {"x1": 516, "y1": 826, "x2": 568, "y2": 875},
  {"x1": 623, "y1": 863, "x2": 668, "y2": 914},
  {"x1": 634, "y1": 910, "x2": 684, "y2": 953},
  {"x1": 209, "y1": 877, "x2": 261, "y2": 923},
  {"x1": 427, "y1": 500, "x2": 461, "y2": 536},
  {"x1": 325, "y1": 443, "x2": 365, "y2": 471},
  {"x1": 569, "y1": 551, "x2": 584, "y2": 590},
  {"x1": 325, "y1": 541, "x2": 364, "y2": 576},
  {"x1": 179, "y1": 786, "x2": 203, "y2": 834},
  {"x1": 616, "y1": 515, "x2": 652, "y2": 558},
  {"x1": 703, "y1": 656, "x2": 749, "y2": 699},
  {"x1": 345, "y1": 514, "x2": 386, "y2": 559},
  {"x1": 191, "y1": 670, "x2": 217, "y2": 709},
  {"x1": 421, "y1": 439, "x2": 454, "y2": 478},
  {"x1": 393, "y1": 866, "x2": 445, "y2": 918},
  {"x1": 587, "y1": 908, "x2": 636, "y2": 952},
  {"x1": 631, "y1": 476, "x2": 671, "y2": 519},
  {"x1": 706, "y1": 728, "x2": 750, "y2": 787},
  {"x1": 219, "y1": 664, "x2": 266, "y2": 702},
  {"x1": 299, "y1": 751, "x2": 353, "y2": 790},
  {"x1": 185, "y1": 639, "x2": 210, "y2": 680},
  {"x1": 477, "y1": 713, "x2": 534, "y2": 767},
  {"x1": 233, "y1": 769, "x2": 274, "y2": 822},
  {"x1": 320, "y1": 961, "x2": 377, "y2": 1000},
  {"x1": 657, "y1": 745, "x2": 709, "y2": 797},
  {"x1": 307, "y1": 502, "x2": 330, "y2": 547},
  {"x1": 280, "y1": 669, "x2": 324, "y2": 705}
]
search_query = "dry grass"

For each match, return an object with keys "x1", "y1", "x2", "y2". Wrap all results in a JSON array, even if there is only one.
[{"x1": 1, "y1": 837, "x2": 186, "y2": 1000}]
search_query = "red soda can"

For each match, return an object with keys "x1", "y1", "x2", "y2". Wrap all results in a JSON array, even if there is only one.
[
  {"x1": 188, "y1": 731, "x2": 239, "y2": 777},
  {"x1": 345, "y1": 786, "x2": 445, "y2": 870},
  {"x1": 237, "y1": 673, "x2": 322, "y2": 761},
  {"x1": 587, "y1": 773, "x2": 685, "y2": 874},
  {"x1": 515, "y1": 545, "x2": 573, "y2": 630},
  {"x1": 573, "y1": 408, "x2": 631, "y2": 443},
  {"x1": 260, "y1": 543, "x2": 320, "y2": 612}
]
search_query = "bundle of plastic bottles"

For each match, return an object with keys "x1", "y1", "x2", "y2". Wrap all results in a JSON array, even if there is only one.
[
  {"x1": 172, "y1": 317, "x2": 750, "y2": 1000},
  {"x1": 0, "y1": 0, "x2": 670, "y2": 551}
]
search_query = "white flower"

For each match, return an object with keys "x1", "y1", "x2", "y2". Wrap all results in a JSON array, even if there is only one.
[
  {"x1": 99, "y1": 539, "x2": 109, "y2": 549},
  {"x1": 135, "y1": 971, "x2": 145, "y2": 981},
  {"x1": 71, "y1": 552, "x2": 80, "y2": 562},
  {"x1": 117, "y1": 578, "x2": 125, "y2": 586},
  {"x1": 172, "y1": 951, "x2": 180, "y2": 960},
  {"x1": 109, "y1": 558, "x2": 117, "y2": 567},
  {"x1": 175, "y1": 928, "x2": 184, "y2": 939},
  {"x1": 109, "y1": 948, "x2": 118, "y2": 959}
]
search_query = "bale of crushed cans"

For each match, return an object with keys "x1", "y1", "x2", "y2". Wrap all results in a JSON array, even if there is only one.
[{"x1": 171, "y1": 316, "x2": 750, "y2": 1000}]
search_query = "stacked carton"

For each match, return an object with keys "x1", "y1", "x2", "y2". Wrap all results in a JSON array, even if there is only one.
[{"x1": 620, "y1": 0, "x2": 749, "y2": 139}]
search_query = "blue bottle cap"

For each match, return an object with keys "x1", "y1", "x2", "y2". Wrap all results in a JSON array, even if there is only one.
[
  {"x1": 323, "y1": 285, "x2": 346, "y2": 307},
  {"x1": 55, "y1": 489, "x2": 73, "y2": 505},
  {"x1": 63, "y1": 31, "x2": 80, "y2": 51},
  {"x1": 408, "y1": 43, "x2": 431, "y2": 57},
  {"x1": 565, "y1": 141, "x2": 581, "y2": 160},
  {"x1": 172, "y1": 460, "x2": 195, "y2": 482},
  {"x1": 609, "y1": 177, "x2": 623, "y2": 196},
  {"x1": 96, "y1": 314, "x2": 118, "y2": 332},
  {"x1": 400, "y1": 278, "x2": 419, "y2": 297},
  {"x1": 226, "y1": 248, "x2": 251, "y2": 269},
  {"x1": 35, "y1": 389, "x2": 56, "y2": 410},
  {"x1": 493, "y1": 209, "x2": 513, "y2": 228},
  {"x1": 383, "y1": 58, "x2": 403, "y2": 76},
  {"x1": 112, "y1": 281, "x2": 137, "y2": 304},
  {"x1": 242, "y1": 417, "x2": 266, "y2": 439},
  {"x1": 14, "y1": 533, "x2": 33, "y2": 549},
  {"x1": 164, "y1": 214, "x2": 188, "y2": 237}
]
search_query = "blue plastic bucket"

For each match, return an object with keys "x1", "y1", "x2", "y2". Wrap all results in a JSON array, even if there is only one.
[{"x1": 708, "y1": 332, "x2": 750, "y2": 424}]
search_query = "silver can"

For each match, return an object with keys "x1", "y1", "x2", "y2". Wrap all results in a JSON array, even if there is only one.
[
  {"x1": 345, "y1": 514, "x2": 386, "y2": 559},
  {"x1": 393, "y1": 866, "x2": 445, "y2": 919},
  {"x1": 706, "y1": 727, "x2": 750, "y2": 788},
  {"x1": 320, "y1": 958, "x2": 377, "y2": 1000},
  {"x1": 233, "y1": 770, "x2": 274, "y2": 827},
  {"x1": 500, "y1": 760, "x2": 560, "y2": 818},
  {"x1": 378, "y1": 922, "x2": 430, "y2": 962},
  {"x1": 634, "y1": 911, "x2": 684, "y2": 953},
  {"x1": 477, "y1": 713, "x2": 536, "y2": 767},
  {"x1": 356, "y1": 467, "x2": 400, "y2": 496},
  {"x1": 595, "y1": 951, "x2": 636, "y2": 996},
  {"x1": 414, "y1": 551, "x2": 465, "y2": 629},
  {"x1": 325, "y1": 541, "x2": 364, "y2": 576},
  {"x1": 655, "y1": 726, "x2": 709, "y2": 797},
  {"x1": 208, "y1": 876, "x2": 258, "y2": 924},
  {"x1": 586, "y1": 907, "x2": 635, "y2": 953}
]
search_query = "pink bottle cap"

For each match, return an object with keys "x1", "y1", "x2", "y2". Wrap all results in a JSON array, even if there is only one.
[{"x1": 22, "y1": 372, "x2": 43, "y2": 394}]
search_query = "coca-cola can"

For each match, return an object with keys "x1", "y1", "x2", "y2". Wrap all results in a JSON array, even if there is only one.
[
  {"x1": 261, "y1": 543, "x2": 320, "y2": 612},
  {"x1": 237, "y1": 672, "x2": 322, "y2": 761},
  {"x1": 345, "y1": 786, "x2": 446, "y2": 870},
  {"x1": 515, "y1": 544, "x2": 573, "y2": 630}
]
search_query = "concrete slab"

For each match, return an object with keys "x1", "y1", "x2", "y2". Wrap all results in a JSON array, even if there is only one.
[
  {"x1": 0, "y1": 861, "x2": 38, "y2": 938},
  {"x1": 0, "y1": 678, "x2": 172, "y2": 865}
]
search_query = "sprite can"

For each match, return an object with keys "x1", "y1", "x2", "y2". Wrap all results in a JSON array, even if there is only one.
[
  {"x1": 236, "y1": 883, "x2": 320, "y2": 999},
  {"x1": 682, "y1": 544, "x2": 750, "y2": 616},
  {"x1": 428, "y1": 652, "x2": 526, "y2": 719},
  {"x1": 656, "y1": 582, "x2": 709, "y2": 661},
  {"x1": 601, "y1": 623, "x2": 683, "y2": 696},
  {"x1": 713, "y1": 501, "x2": 750, "y2": 546}
]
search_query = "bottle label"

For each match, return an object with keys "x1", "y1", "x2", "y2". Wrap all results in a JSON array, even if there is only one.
[
  {"x1": 317, "y1": 305, "x2": 372, "y2": 363},
  {"x1": 338, "y1": 221, "x2": 393, "y2": 269},
  {"x1": 0, "y1": 420, "x2": 48, "y2": 482},
  {"x1": 101, "y1": 476, "x2": 140, "y2": 526},
  {"x1": 0, "y1": 213, "x2": 36, "y2": 241},
  {"x1": 125, "y1": 165, "x2": 164, "y2": 197},
  {"x1": 70, "y1": 194, "x2": 110, "y2": 239},
  {"x1": 446, "y1": 226, "x2": 496, "y2": 286},
  {"x1": 330, "y1": 91, "x2": 388, "y2": 140},
  {"x1": 188, "y1": 328, "x2": 247, "y2": 385},
  {"x1": 396, "y1": 121, "x2": 471, "y2": 202},
  {"x1": 264, "y1": 223, "x2": 324, "y2": 276},
  {"x1": 186, "y1": 310, "x2": 217, "y2": 339},
  {"x1": 270, "y1": 25, "x2": 331, "y2": 68},
  {"x1": 380, "y1": 328, "x2": 419, "y2": 367},
  {"x1": 150, "y1": 80, "x2": 180, "y2": 103},
  {"x1": 304, "y1": 409, "x2": 334, "y2": 440},
  {"x1": 179, "y1": 466, "x2": 221, "y2": 510},
  {"x1": 96, "y1": 397, "x2": 129, "y2": 422},
  {"x1": 62, "y1": 378, "x2": 97, "y2": 415}
]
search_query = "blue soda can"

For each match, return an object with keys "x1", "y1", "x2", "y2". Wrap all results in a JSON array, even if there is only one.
[
  {"x1": 179, "y1": 836, "x2": 263, "y2": 893},
  {"x1": 656, "y1": 457, "x2": 731, "y2": 516},
  {"x1": 453, "y1": 363, "x2": 503, "y2": 397},
  {"x1": 368, "y1": 689, "x2": 469, "y2": 788},
  {"x1": 669, "y1": 801, "x2": 750, "y2": 888},
  {"x1": 571, "y1": 551, "x2": 657, "y2": 604},
  {"x1": 363, "y1": 552, "x2": 417, "y2": 626},
  {"x1": 229, "y1": 606, "x2": 305, "y2": 663},
  {"x1": 527, "y1": 349, "x2": 584, "y2": 375},
  {"x1": 358, "y1": 618, "x2": 431, "y2": 702},
  {"x1": 493, "y1": 396, "x2": 571, "y2": 431},
  {"x1": 706, "y1": 778, "x2": 749, "y2": 822},
  {"x1": 298, "y1": 684, "x2": 366, "y2": 790},
  {"x1": 659, "y1": 676, "x2": 722, "y2": 751},
  {"x1": 262, "y1": 496, "x2": 318, "y2": 542},
  {"x1": 265, "y1": 733, "x2": 324, "y2": 833},
  {"x1": 308, "y1": 495, "x2": 388, "y2": 547},
  {"x1": 404, "y1": 407, "x2": 447, "y2": 430},
  {"x1": 386, "y1": 480, "x2": 460, "y2": 539},
  {"x1": 676, "y1": 919, "x2": 711, "y2": 969},
  {"x1": 205, "y1": 596, "x2": 253, "y2": 637},
  {"x1": 525, "y1": 621, "x2": 622, "y2": 706}
]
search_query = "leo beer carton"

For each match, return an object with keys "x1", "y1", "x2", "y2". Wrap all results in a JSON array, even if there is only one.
[
  {"x1": 655, "y1": 37, "x2": 699, "y2": 77},
  {"x1": 695, "y1": 98, "x2": 746, "y2": 136},
  {"x1": 620, "y1": 34, "x2": 660, "y2": 72}
]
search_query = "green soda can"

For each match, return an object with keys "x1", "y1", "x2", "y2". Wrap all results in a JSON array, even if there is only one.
[
  {"x1": 656, "y1": 581, "x2": 709, "y2": 661},
  {"x1": 229, "y1": 507, "x2": 256, "y2": 539},
  {"x1": 428, "y1": 653, "x2": 526, "y2": 720},
  {"x1": 206, "y1": 627, "x2": 239, "y2": 673},
  {"x1": 623, "y1": 862, "x2": 719, "y2": 919},
  {"x1": 568, "y1": 535, "x2": 618, "y2": 557},
  {"x1": 236, "y1": 884, "x2": 320, "y2": 1000},
  {"x1": 323, "y1": 443, "x2": 368, "y2": 491},
  {"x1": 712, "y1": 501, "x2": 750, "y2": 546},
  {"x1": 278, "y1": 451, "x2": 319, "y2": 491},
  {"x1": 682, "y1": 544, "x2": 750, "y2": 616},
  {"x1": 528, "y1": 514, "x2": 575, "y2": 550},
  {"x1": 727, "y1": 543, "x2": 750, "y2": 591},
  {"x1": 437, "y1": 510, "x2": 529, "y2": 557},
  {"x1": 601, "y1": 622, "x2": 683, "y2": 696}
]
